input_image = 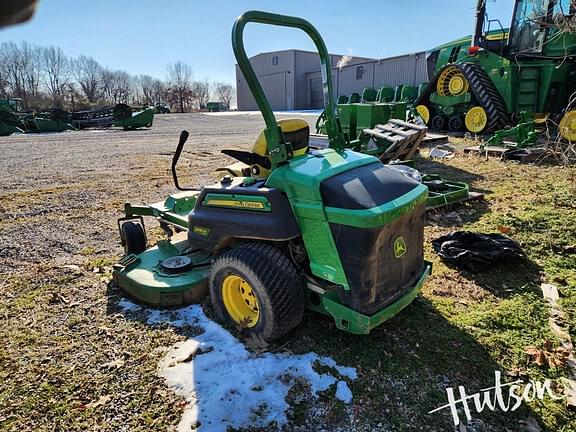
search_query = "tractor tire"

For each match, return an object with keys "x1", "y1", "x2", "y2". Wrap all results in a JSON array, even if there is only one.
[
  {"x1": 121, "y1": 221, "x2": 146, "y2": 255},
  {"x1": 430, "y1": 114, "x2": 446, "y2": 131},
  {"x1": 209, "y1": 242, "x2": 304, "y2": 342}
]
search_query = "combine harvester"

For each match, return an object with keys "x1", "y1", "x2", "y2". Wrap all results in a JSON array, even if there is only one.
[
  {"x1": 112, "y1": 11, "x2": 431, "y2": 341},
  {"x1": 414, "y1": 0, "x2": 576, "y2": 139}
]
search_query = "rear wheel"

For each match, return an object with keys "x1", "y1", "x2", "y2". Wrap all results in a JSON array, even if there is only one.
[
  {"x1": 437, "y1": 65, "x2": 469, "y2": 96},
  {"x1": 209, "y1": 242, "x2": 304, "y2": 342}
]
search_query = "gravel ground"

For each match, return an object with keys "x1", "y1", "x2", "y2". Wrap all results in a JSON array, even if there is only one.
[{"x1": 0, "y1": 112, "x2": 317, "y2": 271}]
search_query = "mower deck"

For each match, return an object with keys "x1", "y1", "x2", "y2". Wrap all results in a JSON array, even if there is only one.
[{"x1": 112, "y1": 236, "x2": 211, "y2": 307}]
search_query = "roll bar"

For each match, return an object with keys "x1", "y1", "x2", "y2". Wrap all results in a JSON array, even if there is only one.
[{"x1": 232, "y1": 11, "x2": 347, "y2": 168}]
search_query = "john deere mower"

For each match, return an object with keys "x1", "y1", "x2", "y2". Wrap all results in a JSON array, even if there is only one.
[{"x1": 112, "y1": 11, "x2": 430, "y2": 342}]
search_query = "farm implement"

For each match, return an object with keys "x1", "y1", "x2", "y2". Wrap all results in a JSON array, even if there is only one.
[
  {"x1": 72, "y1": 104, "x2": 154, "y2": 130},
  {"x1": 112, "y1": 11, "x2": 431, "y2": 341}
]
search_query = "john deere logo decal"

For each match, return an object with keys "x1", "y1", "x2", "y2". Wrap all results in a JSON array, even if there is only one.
[
  {"x1": 394, "y1": 237, "x2": 407, "y2": 258},
  {"x1": 192, "y1": 226, "x2": 210, "y2": 237}
]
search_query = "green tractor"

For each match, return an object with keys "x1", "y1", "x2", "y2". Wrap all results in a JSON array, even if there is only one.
[
  {"x1": 112, "y1": 11, "x2": 430, "y2": 342},
  {"x1": 415, "y1": 0, "x2": 576, "y2": 139}
]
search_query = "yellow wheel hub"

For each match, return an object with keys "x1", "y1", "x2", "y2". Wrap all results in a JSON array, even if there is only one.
[
  {"x1": 437, "y1": 66, "x2": 469, "y2": 97},
  {"x1": 221, "y1": 275, "x2": 260, "y2": 327},
  {"x1": 415, "y1": 105, "x2": 430, "y2": 124},
  {"x1": 560, "y1": 110, "x2": 576, "y2": 141},
  {"x1": 465, "y1": 106, "x2": 488, "y2": 133}
]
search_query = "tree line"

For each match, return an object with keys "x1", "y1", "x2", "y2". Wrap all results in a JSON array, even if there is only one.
[{"x1": 0, "y1": 41, "x2": 235, "y2": 112}]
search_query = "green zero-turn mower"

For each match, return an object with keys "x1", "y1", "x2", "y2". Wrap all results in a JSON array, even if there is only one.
[{"x1": 112, "y1": 11, "x2": 431, "y2": 342}]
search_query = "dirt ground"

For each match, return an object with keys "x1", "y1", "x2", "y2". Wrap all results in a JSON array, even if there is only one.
[{"x1": 1, "y1": 112, "x2": 575, "y2": 431}]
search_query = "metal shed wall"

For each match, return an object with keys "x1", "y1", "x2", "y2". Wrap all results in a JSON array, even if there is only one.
[
  {"x1": 236, "y1": 50, "x2": 295, "y2": 111},
  {"x1": 372, "y1": 52, "x2": 428, "y2": 88}
]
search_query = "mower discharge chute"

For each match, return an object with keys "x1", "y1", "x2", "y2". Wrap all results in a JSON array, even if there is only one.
[{"x1": 112, "y1": 11, "x2": 430, "y2": 341}]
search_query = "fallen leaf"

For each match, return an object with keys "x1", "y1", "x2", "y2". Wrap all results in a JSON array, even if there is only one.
[
  {"x1": 524, "y1": 346, "x2": 540, "y2": 355},
  {"x1": 535, "y1": 350, "x2": 547, "y2": 367},
  {"x1": 103, "y1": 359, "x2": 125, "y2": 369},
  {"x1": 524, "y1": 346, "x2": 548, "y2": 367},
  {"x1": 498, "y1": 226, "x2": 511, "y2": 234},
  {"x1": 82, "y1": 395, "x2": 111, "y2": 409}
]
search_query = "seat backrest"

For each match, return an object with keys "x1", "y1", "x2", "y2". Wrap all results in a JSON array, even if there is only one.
[
  {"x1": 400, "y1": 85, "x2": 418, "y2": 103},
  {"x1": 394, "y1": 85, "x2": 405, "y2": 102},
  {"x1": 418, "y1": 82, "x2": 429, "y2": 98},
  {"x1": 377, "y1": 86, "x2": 395, "y2": 103},
  {"x1": 251, "y1": 118, "x2": 310, "y2": 177},
  {"x1": 361, "y1": 87, "x2": 377, "y2": 103},
  {"x1": 337, "y1": 95, "x2": 349, "y2": 104},
  {"x1": 349, "y1": 93, "x2": 361, "y2": 103}
]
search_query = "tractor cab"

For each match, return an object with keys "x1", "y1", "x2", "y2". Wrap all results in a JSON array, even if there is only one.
[{"x1": 474, "y1": 0, "x2": 576, "y2": 57}]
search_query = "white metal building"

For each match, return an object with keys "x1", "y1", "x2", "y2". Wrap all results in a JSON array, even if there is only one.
[{"x1": 236, "y1": 49, "x2": 428, "y2": 111}]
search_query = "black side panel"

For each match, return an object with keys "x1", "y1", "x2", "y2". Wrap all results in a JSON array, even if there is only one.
[
  {"x1": 332, "y1": 201, "x2": 426, "y2": 315},
  {"x1": 321, "y1": 163, "x2": 419, "y2": 210},
  {"x1": 188, "y1": 179, "x2": 299, "y2": 252}
]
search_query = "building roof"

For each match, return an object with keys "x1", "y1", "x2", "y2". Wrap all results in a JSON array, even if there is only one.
[{"x1": 248, "y1": 49, "x2": 376, "y2": 62}]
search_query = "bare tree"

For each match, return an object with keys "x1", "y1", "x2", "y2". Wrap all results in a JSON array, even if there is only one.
[
  {"x1": 110, "y1": 70, "x2": 133, "y2": 104},
  {"x1": 151, "y1": 79, "x2": 166, "y2": 104},
  {"x1": 0, "y1": 65, "x2": 8, "y2": 98},
  {"x1": 214, "y1": 82, "x2": 234, "y2": 108},
  {"x1": 39, "y1": 46, "x2": 70, "y2": 108},
  {"x1": 73, "y1": 55, "x2": 103, "y2": 104},
  {"x1": 167, "y1": 61, "x2": 193, "y2": 112},
  {"x1": 139, "y1": 75, "x2": 165, "y2": 105},
  {"x1": 192, "y1": 80, "x2": 210, "y2": 109},
  {"x1": 0, "y1": 41, "x2": 41, "y2": 108}
]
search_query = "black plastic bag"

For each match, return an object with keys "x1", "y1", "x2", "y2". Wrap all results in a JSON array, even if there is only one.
[{"x1": 432, "y1": 231, "x2": 526, "y2": 272}]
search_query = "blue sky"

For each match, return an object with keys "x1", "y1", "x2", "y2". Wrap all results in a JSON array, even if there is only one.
[{"x1": 0, "y1": 0, "x2": 515, "y2": 83}]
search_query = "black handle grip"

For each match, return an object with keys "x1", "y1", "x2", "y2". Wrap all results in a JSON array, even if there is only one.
[{"x1": 172, "y1": 130, "x2": 194, "y2": 191}]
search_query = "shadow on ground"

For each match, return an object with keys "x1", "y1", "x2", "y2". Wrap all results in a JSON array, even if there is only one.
[{"x1": 105, "y1": 280, "x2": 539, "y2": 431}]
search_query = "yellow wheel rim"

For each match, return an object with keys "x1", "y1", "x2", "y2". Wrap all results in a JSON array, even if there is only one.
[
  {"x1": 448, "y1": 75, "x2": 467, "y2": 95},
  {"x1": 415, "y1": 105, "x2": 430, "y2": 124},
  {"x1": 437, "y1": 66, "x2": 469, "y2": 97},
  {"x1": 560, "y1": 110, "x2": 576, "y2": 141},
  {"x1": 465, "y1": 106, "x2": 488, "y2": 133},
  {"x1": 221, "y1": 275, "x2": 260, "y2": 327}
]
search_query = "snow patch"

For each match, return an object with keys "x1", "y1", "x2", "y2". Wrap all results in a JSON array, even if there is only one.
[
  {"x1": 118, "y1": 299, "x2": 356, "y2": 431},
  {"x1": 117, "y1": 298, "x2": 141, "y2": 312},
  {"x1": 335, "y1": 381, "x2": 353, "y2": 403}
]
